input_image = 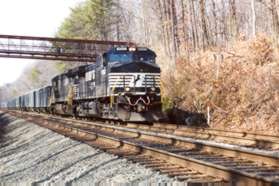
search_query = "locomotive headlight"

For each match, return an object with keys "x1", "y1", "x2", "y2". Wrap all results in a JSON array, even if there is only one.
[
  {"x1": 129, "y1": 47, "x2": 136, "y2": 51},
  {"x1": 151, "y1": 87, "x2": 156, "y2": 92},
  {"x1": 125, "y1": 87, "x2": 131, "y2": 92}
]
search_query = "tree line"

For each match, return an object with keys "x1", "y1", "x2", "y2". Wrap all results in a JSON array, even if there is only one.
[{"x1": 58, "y1": 0, "x2": 279, "y2": 62}]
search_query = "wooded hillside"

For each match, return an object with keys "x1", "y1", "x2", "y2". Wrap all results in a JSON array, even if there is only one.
[
  {"x1": 57, "y1": 0, "x2": 279, "y2": 59},
  {"x1": 1, "y1": 0, "x2": 279, "y2": 133}
]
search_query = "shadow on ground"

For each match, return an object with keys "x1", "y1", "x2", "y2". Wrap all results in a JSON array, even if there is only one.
[
  {"x1": 0, "y1": 112, "x2": 15, "y2": 143},
  {"x1": 165, "y1": 108, "x2": 208, "y2": 127},
  {"x1": 164, "y1": 97, "x2": 208, "y2": 127}
]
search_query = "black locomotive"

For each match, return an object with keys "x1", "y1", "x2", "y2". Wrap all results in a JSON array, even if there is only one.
[{"x1": 7, "y1": 47, "x2": 164, "y2": 122}]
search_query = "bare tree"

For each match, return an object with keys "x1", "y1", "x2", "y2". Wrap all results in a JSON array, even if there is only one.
[
  {"x1": 270, "y1": 0, "x2": 279, "y2": 41},
  {"x1": 230, "y1": 0, "x2": 239, "y2": 38},
  {"x1": 199, "y1": 0, "x2": 211, "y2": 49},
  {"x1": 251, "y1": 0, "x2": 256, "y2": 37}
]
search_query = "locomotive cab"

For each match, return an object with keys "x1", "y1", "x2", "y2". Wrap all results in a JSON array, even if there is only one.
[
  {"x1": 104, "y1": 47, "x2": 161, "y2": 94},
  {"x1": 103, "y1": 47, "x2": 157, "y2": 66}
]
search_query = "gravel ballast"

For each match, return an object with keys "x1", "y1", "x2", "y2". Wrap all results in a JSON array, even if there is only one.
[{"x1": 0, "y1": 112, "x2": 173, "y2": 184}]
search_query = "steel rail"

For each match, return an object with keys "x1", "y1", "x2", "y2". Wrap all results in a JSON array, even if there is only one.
[{"x1": 126, "y1": 123, "x2": 279, "y2": 150}]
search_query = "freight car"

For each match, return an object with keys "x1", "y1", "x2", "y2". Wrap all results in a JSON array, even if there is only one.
[
  {"x1": 7, "y1": 46, "x2": 164, "y2": 122},
  {"x1": 37, "y1": 86, "x2": 52, "y2": 112}
]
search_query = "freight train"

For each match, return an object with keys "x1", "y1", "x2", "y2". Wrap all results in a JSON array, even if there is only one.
[{"x1": 6, "y1": 46, "x2": 164, "y2": 122}]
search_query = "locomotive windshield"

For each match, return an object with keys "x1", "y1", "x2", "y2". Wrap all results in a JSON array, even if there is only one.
[
  {"x1": 104, "y1": 47, "x2": 156, "y2": 64},
  {"x1": 134, "y1": 51, "x2": 155, "y2": 62},
  {"x1": 107, "y1": 52, "x2": 133, "y2": 63}
]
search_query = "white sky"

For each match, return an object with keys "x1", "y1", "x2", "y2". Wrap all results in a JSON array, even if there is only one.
[{"x1": 0, "y1": 0, "x2": 83, "y2": 86}]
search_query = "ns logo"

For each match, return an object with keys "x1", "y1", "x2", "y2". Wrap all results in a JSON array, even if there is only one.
[{"x1": 129, "y1": 74, "x2": 145, "y2": 87}]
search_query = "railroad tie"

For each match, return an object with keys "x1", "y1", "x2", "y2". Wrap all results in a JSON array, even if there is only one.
[
  {"x1": 160, "y1": 168, "x2": 192, "y2": 174},
  {"x1": 166, "y1": 170, "x2": 195, "y2": 177},
  {"x1": 175, "y1": 173, "x2": 206, "y2": 181}
]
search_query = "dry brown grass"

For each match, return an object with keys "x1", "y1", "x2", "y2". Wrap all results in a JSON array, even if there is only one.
[{"x1": 161, "y1": 34, "x2": 279, "y2": 134}]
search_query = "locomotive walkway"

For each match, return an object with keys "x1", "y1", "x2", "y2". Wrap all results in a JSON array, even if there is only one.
[{"x1": 6, "y1": 110, "x2": 279, "y2": 186}]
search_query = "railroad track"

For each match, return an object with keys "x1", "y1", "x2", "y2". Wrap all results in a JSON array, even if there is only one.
[{"x1": 5, "y1": 110, "x2": 279, "y2": 185}]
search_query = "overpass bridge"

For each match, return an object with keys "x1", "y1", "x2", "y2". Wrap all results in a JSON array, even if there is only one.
[{"x1": 0, "y1": 34, "x2": 134, "y2": 62}]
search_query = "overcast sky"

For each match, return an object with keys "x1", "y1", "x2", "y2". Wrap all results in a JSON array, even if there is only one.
[{"x1": 0, "y1": 0, "x2": 83, "y2": 86}]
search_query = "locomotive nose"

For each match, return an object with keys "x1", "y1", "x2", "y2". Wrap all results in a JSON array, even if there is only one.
[
  {"x1": 108, "y1": 61, "x2": 161, "y2": 95},
  {"x1": 110, "y1": 61, "x2": 161, "y2": 73}
]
